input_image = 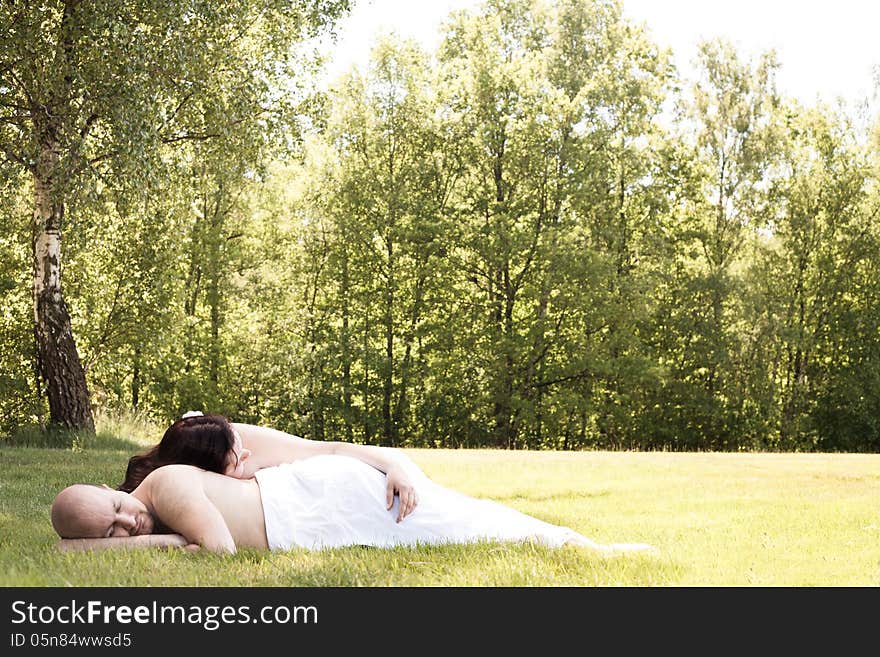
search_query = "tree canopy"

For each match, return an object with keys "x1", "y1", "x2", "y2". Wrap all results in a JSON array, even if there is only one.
[{"x1": 2, "y1": 0, "x2": 879, "y2": 452}]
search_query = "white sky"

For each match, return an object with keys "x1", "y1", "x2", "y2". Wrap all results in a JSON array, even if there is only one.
[{"x1": 320, "y1": 0, "x2": 880, "y2": 108}]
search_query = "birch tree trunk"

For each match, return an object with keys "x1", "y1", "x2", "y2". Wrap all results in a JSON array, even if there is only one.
[{"x1": 32, "y1": 140, "x2": 94, "y2": 431}]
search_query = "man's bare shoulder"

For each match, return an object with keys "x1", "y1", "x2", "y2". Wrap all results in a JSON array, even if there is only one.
[
  {"x1": 142, "y1": 463, "x2": 206, "y2": 484},
  {"x1": 142, "y1": 465, "x2": 238, "y2": 495},
  {"x1": 139, "y1": 465, "x2": 217, "y2": 498},
  {"x1": 141, "y1": 465, "x2": 213, "y2": 515}
]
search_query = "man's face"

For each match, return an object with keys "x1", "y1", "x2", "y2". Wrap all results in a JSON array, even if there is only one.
[
  {"x1": 102, "y1": 487, "x2": 154, "y2": 537},
  {"x1": 78, "y1": 486, "x2": 155, "y2": 538}
]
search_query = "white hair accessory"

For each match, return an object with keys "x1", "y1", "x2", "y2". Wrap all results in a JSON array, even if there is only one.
[{"x1": 181, "y1": 410, "x2": 204, "y2": 419}]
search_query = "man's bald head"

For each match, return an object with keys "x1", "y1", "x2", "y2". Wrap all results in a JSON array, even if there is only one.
[
  {"x1": 51, "y1": 484, "x2": 115, "y2": 539},
  {"x1": 51, "y1": 483, "x2": 155, "y2": 539}
]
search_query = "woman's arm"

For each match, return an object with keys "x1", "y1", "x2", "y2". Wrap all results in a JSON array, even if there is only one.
[
  {"x1": 232, "y1": 423, "x2": 419, "y2": 521},
  {"x1": 330, "y1": 442, "x2": 419, "y2": 522},
  {"x1": 233, "y1": 423, "x2": 410, "y2": 473}
]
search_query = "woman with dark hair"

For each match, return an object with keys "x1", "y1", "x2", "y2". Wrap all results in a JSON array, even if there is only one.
[
  {"x1": 119, "y1": 411, "x2": 419, "y2": 522},
  {"x1": 120, "y1": 413, "x2": 235, "y2": 492}
]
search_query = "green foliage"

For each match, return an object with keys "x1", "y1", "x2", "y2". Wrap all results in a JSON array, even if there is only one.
[
  {"x1": 0, "y1": 0, "x2": 351, "y2": 431},
  {"x1": 0, "y1": 178, "x2": 41, "y2": 436},
  {"x1": 1, "y1": 0, "x2": 879, "y2": 450}
]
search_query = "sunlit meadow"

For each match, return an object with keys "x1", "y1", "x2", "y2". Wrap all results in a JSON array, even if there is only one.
[{"x1": 2, "y1": 413, "x2": 878, "y2": 586}]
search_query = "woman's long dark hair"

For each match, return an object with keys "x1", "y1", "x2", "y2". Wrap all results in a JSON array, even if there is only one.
[{"x1": 118, "y1": 414, "x2": 236, "y2": 492}]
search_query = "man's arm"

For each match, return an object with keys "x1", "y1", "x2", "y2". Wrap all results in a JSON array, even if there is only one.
[
  {"x1": 233, "y1": 423, "x2": 419, "y2": 521},
  {"x1": 57, "y1": 534, "x2": 191, "y2": 552},
  {"x1": 146, "y1": 465, "x2": 237, "y2": 554}
]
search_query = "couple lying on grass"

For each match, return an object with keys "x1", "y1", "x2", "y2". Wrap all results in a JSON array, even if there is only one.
[{"x1": 51, "y1": 412, "x2": 653, "y2": 555}]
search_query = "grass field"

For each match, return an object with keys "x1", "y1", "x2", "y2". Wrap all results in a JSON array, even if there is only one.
[{"x1": 2, "y1": 427, "x2": 879, "y2": 586}]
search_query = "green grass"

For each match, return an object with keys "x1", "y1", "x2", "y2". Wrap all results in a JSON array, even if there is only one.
[{"x1": 1, "y1": 437, "x2": 879, "y2": 586}]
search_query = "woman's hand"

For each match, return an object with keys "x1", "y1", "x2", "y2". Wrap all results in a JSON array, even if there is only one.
[{"x1": 385, "y1": 465, "x2": 418, "y2": 522}]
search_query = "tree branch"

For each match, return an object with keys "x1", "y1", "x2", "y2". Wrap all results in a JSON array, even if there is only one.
[
  {"x1": 161, "y1": 131, "x2": 222, "y2": 145},
  {"x1": 79, "y1": 112, "x2": 99, "y2": 139},
  {"x1": 0, "y1": 142, "x2": 29, "y2": 169},
  {"x1": 0, "y1": 112, "x2": 29, "y2": 124},
  {"x1": 532, "y1": 369, "x2": 593, "y2": 390},
  {"x1": 6, "y1": 67, "x2": 36, "y2": 110}
]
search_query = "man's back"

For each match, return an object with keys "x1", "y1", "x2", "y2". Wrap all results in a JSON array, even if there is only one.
[{"x1": 141, "y1": 464, "x2": 268, "y2": 553}]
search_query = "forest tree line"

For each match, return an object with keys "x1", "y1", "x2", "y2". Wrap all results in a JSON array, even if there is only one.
[{"x1": 2, "y1": 0, "x2": 880, "y2": 451}]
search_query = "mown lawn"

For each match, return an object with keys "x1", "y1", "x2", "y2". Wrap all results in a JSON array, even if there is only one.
[{"x1": 1, "y1": 438, "x2": 879, "y2": 586}]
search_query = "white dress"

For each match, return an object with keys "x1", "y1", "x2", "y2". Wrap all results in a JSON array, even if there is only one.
[{"x1": 254, "y1": 453, "x2": 650, "y2": 553}]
